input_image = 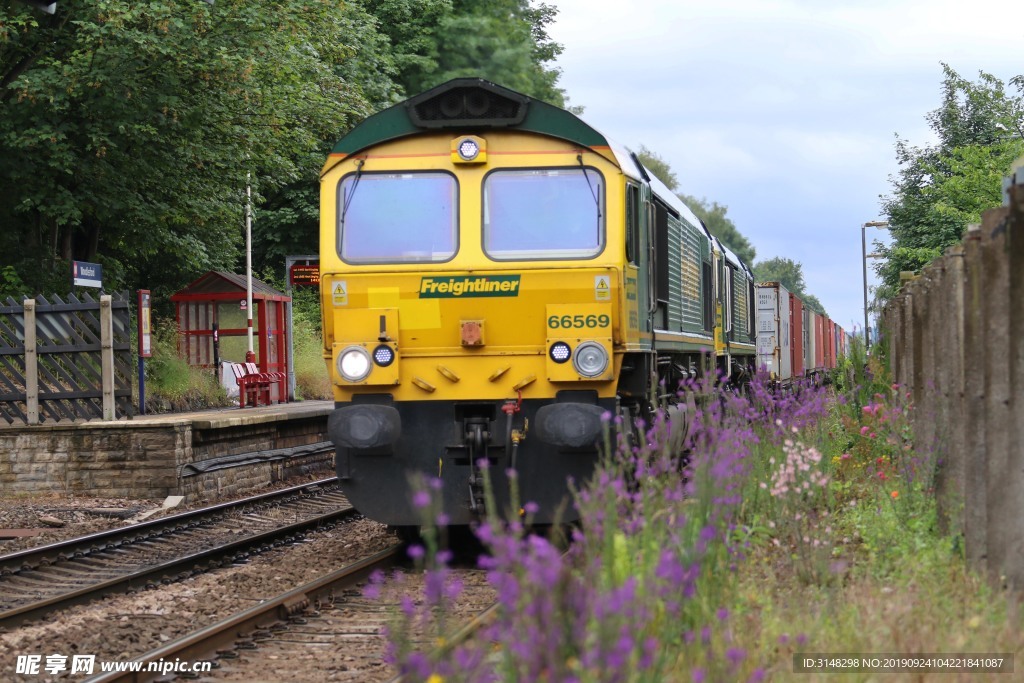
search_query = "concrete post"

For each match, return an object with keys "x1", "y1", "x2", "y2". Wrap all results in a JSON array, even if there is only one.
[
  {"x1": 888, "y1": 296, "x2": 903, "y2": 390},
  {"x1": 24, "y1": 299, "x2": 38, "y2": 425},
  {"x1": 101, "y1": 295, "x2": 115, "y2": 421},
  {"x1": 937, "y1": 246, "x2": 966, "y2": 536},
  {"x1": 980, "y1": 208, "x2": 1014, "y2": 586},
  {"x1": 962, "y1": 225, "x2": 987, "y2": 568},
  {"x1": 1004, "y1": 186, "x2": 1024, "y2": 587}
]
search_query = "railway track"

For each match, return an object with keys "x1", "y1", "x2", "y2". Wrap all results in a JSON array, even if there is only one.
[
  {"x1": 85, "y1": 544, "x2": 407, "y2": 682},
  {"x1": 0, "y1": 478, "x2": 353, "y2": 628},
  {"x1": 80, "y1": 545, "x2": 502, "y2": 683}
]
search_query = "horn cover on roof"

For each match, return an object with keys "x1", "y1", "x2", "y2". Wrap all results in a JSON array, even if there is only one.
[{"x1": 405, "y1": 78, "x2": 530, "y2": 128}]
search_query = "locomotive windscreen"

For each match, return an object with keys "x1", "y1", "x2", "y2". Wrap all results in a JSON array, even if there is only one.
[
  {"x1": 482, "y1": 168, "x2": 604, "y2": 260},
  {"x1": 338, "y1": 172, "x2": 458, "y2": 263}
]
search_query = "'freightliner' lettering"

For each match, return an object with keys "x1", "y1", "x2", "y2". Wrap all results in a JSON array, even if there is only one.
[{"x1": 419, "y1": 275, "x2": 522, "y2": 298}]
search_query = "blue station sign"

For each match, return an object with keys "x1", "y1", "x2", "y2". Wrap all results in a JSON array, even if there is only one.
[{"x1": 72, "y1": 260, "x2": 102, "y2": 288}]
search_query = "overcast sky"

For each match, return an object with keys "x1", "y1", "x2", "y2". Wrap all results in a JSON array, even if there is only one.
[{"x1": 547, "y1": 0, "x2": 1021, "y2": 335}]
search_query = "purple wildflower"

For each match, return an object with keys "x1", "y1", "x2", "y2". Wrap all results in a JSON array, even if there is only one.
[{"x1": 412, "y1": 490, "x2": 431, "y2": 509}]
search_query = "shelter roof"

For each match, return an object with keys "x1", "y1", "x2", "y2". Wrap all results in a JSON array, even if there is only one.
[{"x1": 170, "y1": 271, "x2": 289, "y2": 302}]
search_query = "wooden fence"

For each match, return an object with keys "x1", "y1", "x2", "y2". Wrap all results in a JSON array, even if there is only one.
[
  {"x1": 0, "y1": 293, "x2": 132, "y2": 424},
  {"x1": 881, "y1": 184, "x2": 1024, "y2": 587}
]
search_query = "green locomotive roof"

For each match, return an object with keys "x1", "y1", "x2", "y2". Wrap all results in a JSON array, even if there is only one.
[{"x1": 329, "y1": 78, "x2": 611, "y2": 158}]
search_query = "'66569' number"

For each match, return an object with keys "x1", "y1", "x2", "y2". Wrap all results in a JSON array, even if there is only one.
[{"x1": 547, "y1": 314, "x2": 610, "y2": 329}]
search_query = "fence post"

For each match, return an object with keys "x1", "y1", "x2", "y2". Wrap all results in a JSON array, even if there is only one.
[
  {"x1": 1005, "y1": 185, "x2": 1024, "y2": 587},
  {"x1": 24, "y1": 299, "x2": 39, "y2": 425},
  {"x1": 101, "y1": 295, "x2": 115, "y2": 421},
  {"x1": 937, "y1": 246, "x2": 966, "y2": 537},
  {"x1": 980, "y1": 208, "x2": 1014, "y2": 586},
  {"x1": 962, "y1": 225, "x2": 987, "y2": 568}
]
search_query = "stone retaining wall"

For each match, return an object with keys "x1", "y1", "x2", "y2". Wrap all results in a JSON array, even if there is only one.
[{"x1": 0, "y1": 403, "x2": 334, "y2": 503}]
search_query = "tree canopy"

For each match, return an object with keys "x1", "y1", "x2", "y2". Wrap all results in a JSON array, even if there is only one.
[
  {"x1": 753, "y1": 257, "x2": 826, "y2": 316},
  {"x1": 0, "y1": 0, "x2": 385, "y2": 299},
  {"x1": 877, "y1": 65, "x2": 1024, "y2": 302},
  {"x1": 0, "y1": 0, "x2": 567, "y2": 301},
  {"x1": 356, "y1": 0, "x2": 565, "y2": 106}
]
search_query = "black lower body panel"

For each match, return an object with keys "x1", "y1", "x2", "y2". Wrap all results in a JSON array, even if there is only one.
[{"x1": 329, "y1": 395, "x2": 615, "y2": 526}]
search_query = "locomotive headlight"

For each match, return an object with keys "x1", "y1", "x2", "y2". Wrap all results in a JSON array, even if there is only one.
[
  {"x1": 572, "y1": 341, "x2": 609, "y2": 378},
  {"x1": 456, "y1": 138, "x2": 480, "y2": 161},
  {"x1": 373, "y1": 344, "x2": 395, "y2": 367},
  {"x1": 337, "y1": 346, "x2": 372, "y2": 382},
  {"x1": 549, "y1": 341, "x2": 571, "y2": 363}
]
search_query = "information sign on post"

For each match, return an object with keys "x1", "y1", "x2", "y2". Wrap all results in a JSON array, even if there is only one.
[
  {"x1": 137, "y1": 289, "x2": 151, "y2": 416},
  {"x1": 289, "y1": 263, "x2": 320, "y2": 286},
  {"x1": 72, "y1": 261, "x2": 103, "y2": 288},
  {"x1": 137, "y1": 290, "x2": 152, "y2": 357},
  {"x1": 284, "y1": 255, "x2": 319, "y2": 402}
]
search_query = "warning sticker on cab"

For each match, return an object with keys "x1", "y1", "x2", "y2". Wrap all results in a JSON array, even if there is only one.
[
  {"x1": 331, "y1": 280, "x2": 348, "y2": 306},
  {"x1": 594, "y1": 275, "x2": 611, "y2": 301}
]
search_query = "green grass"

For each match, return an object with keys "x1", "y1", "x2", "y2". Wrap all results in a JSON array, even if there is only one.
[{"x1": 141, "y1": 319, "x2": 231, "y2": 412}]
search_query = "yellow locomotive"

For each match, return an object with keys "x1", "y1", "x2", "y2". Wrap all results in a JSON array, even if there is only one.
[{"x1": 319, "y1": 79, "x2": 755, "y2": 525}]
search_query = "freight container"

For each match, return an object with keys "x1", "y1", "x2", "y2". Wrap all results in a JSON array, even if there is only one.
[
  {"x1": 813, "y1": 311, "x2": 826, "y2": 372},
  {"x1": 789, "y1": 293, "x2": 804, "y2": 378},
  {"x1": 756, "y1": 282, "x2": 792, "y2": 383}
]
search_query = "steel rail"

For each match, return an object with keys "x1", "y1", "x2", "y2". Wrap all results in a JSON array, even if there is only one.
[
  {"x1": 0, "y1": 479, "x2": 353, "y2": 627},
  {"x1": 0, "y1": 477, "x2": 340, "y2": 575},
  {"x1": 84, "y1": 544, "x2": 404, "y2": 683}
]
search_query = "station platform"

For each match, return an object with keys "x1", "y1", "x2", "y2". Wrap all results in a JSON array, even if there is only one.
[{"x1": 0, "y1": 401, "x2": 337, "y2": 503}]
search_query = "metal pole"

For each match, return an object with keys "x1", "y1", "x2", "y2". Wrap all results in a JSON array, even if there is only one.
[
  {"x1": 862, "y1": 223, "x2": 869, "y2": 348},
  {"x1": 285, "y1": 256, "x2": 295, "y2": 401},
  {"x1": 245, "y1": 173, "x2": 255, "y2": 363},
  {"x1": 284, "y1": 254, "x2": 319, "y2": 402},
  {"x1": 138, "y1": 356, "x2": 145, "y2": 416},
  {"x1": 862, "y1": 221, "x2": 890, "y2": 350}
]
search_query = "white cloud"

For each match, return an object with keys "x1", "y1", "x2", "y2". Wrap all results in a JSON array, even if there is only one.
[{"x1": 547, "y1": 0, "x2": 1022, "y2": 331}]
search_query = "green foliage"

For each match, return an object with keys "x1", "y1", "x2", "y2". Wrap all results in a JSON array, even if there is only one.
[
  {"x1": 0, "y1": 0, "x2": 384, "y2": 301},
  {"x1": 753, "y1": 256, "x2": 826, "y2": 316},
  {"x1": 356, "y1": 0, "x2": 453, "y2": 99},
  {"x1": 397, "y1": 0, "x2": 567, "y2": 106},
  {"x1": 878, "y1": 65, "x2": 1024, "y2": 302},
  {"x1": 289, "y1": 286, "x2": 331, "y2": 400},
  {"x1": 753, "y1": 256, "x2": 806, "y2": 292},
  {"x1": 0, "y1": 265, "x2": 28, "y2": 299},
  {"x1": 0, "y1": 0, "x2": 570, "y2": 303}
]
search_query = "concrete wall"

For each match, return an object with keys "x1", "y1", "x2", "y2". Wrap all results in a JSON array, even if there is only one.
[
  {"x1": 0, "y1": 403, "x2": 334, "y2": 503},
  {"x1": 882, "y1": 185, "x2": 1024, "y2": 586}
]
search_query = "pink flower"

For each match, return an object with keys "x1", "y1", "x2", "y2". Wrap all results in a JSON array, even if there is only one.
[
  {"x1": 840, "y1": 453, "x2": 851, "y2": 460},
  {"x1": 860, "y1": 426, "x2": 870, "y2": 436}
]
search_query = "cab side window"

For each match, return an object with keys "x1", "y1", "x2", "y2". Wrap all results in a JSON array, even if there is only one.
[{"x1": 625, "y1": 183, "x2": 640, "y2": 264}]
